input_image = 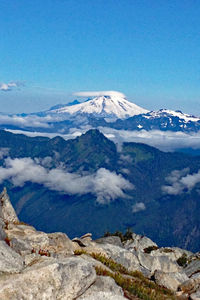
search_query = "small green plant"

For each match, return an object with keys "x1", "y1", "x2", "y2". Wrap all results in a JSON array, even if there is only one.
[
  {"x1": 95, "y1": 266, "x2": 175, "y2": 300},
  {"x1": 177, "y1": 253, "x2": 188, "y2": 267},
  {"x1": 103, "y1": 228, "x2": 134, "y2": 242},
  {"x1": 74, "y1": 249, "x2": 87, "y2": 255},
  {"x1": 162, "y1": 248, "x2": 173, "y2": 253},
  {"x1": 144, "y1": 246, "x2": 159, "y2": 254}
]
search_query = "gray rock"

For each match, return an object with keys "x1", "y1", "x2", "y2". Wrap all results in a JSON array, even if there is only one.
[
  {"x1": 190, "y1": 289, "x2": 200, "y2": 300},
  {"x1": 0, "y1": 188, "x2": 19, "y2": 223},
  {"x1": 10, "y1": 237, "x2": 33, "y2": 256},
  {"x1": 0, "y1": 240, "x2": 24, "y2": 274},
  {"x1": 80, "y1": 254, "x2": 114, "y2": 274},
  {"x1": 79, "y1": 292, "x2": 127, "y2": 300},
  {"x1": 154, "y1": 270, "x2": 189, "y2": 291},
  {"x1": 184, "y1": 260, "x2": 200, "y2": 277},
  {"x1": 137, "y1": 251, "x2": 180, "y2": 274},
  {"x1": 179, "y1": 274, "x2": 200, "y2": 294},
  {"x1": 125, "y1": 233, "x2": 158, "y2": 252},
  {"x1": 98, "y1": 243, "x2": 141, "y2": 272},
  {"x1": 95, "y1": 236, "x2": 123, "y2": 247},
  {"x1": 150, "y1": 247, "x2": 193, "y2": 262},
  {"x1": 78, "y1": 276, "x2": 124, "y2": 299},
  {"x1": 0, "y1": 256, "x2": 96, "y2": 300},
  {"x1": 0, "y1": 218, "x2": 6, "y2": 240},
  {"x1": 47, "y1": 232, "x2": 75, "y2": 255},
  {"x1": 6, "y1": 224, "x2": 75, "y2": 256}
]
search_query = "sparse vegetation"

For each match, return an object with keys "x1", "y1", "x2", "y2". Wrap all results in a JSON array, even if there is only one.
[
  {"x1": 144, "y1": 246, "x2": 159, "y2": 254},
  {"x1": 162, "y1": 248, "x2": 173, "y2": 253},
  {"x1": 95, "y1": 266, "x2": 176, "y2": 300},
  {"x1": 104, "y1": 228, "x2": 134, "y2": 242},
  {"x1": 177, "y1": 253, "x2": 188, "y2": 267},
  {"x1": 74, "y1": 249, "x2": 176, "y2": 299}
]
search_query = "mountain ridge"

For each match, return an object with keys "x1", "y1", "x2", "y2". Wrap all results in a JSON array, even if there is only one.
[{"x1": 0, "y1": 129, "x2": 199, "y2": 251}]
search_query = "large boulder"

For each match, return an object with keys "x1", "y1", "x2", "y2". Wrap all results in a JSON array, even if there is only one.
[
  {"x1": 0, "y1": 256, "x2": 96, "y2": 300},
  {"x1": 184, "y1": 259, "x2": 200, "y2": 277},
  {"x1": 78, "y1": 276, "x2": 125, "y2": 299},
  {"x1": 95, "y1": 236, "x2": 123, "y2": 247},
  {"x1": 97, "y1": 243, "x2": 141, "y2": 272},
  {"x1": 124, "y1": 233, "x2": 158, "y2": 252},
  {"x1": 154, "y1": 270, "x2": 189, "y2": 291},
  {"x1": 179, "y1": 273, "x2": 200, "y2": 294},
  {"x1": 137, "y1": 251, "x2": 180, "y2": 274},
  {"x1": 149, "y1": 247, "x2": 193, "y2": 262},
  {"x1": 0, "y1": 240, "x2": 24, "y2": 274},
  {"x1": 6, "y1": 223, "x2": 76, "y2": 256}
]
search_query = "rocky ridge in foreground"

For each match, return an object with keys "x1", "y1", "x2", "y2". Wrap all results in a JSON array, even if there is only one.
[{"x1": 0, "y1": 188, "x2": 199, "y2": 299}]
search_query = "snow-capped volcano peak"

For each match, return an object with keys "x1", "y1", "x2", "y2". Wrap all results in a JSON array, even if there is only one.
[{"x1": 50, "y1": 91, "x2": 148, "y2": 119}]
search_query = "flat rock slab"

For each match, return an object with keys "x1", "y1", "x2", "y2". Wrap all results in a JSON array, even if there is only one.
[
  {"x1": 184, "y1": 260, "x2": 200, "y2": 277},
  {"x1": 0, "y1": 241, "x2": 24, "y2": 274},
  {"x1": 98, "y1": 243, "x2": 141, "y2": 272},
  {"x1": 78, "y1": 276, "x2": 124, "y2": 299},
  {"x1": 0, "y1": 256, "x2": 96, "y2": 300},
  {"x1": 154, "y1": 270, "x2": 189, "y2": 291}
]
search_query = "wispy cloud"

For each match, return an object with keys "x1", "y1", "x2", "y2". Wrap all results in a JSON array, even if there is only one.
[
  {"x1": 74, "y1": 91, "x2": 126, "y2": 98},
  {"x1": 0, "y1": 157, "x2": 133, "y2": 204},
  {"x1": 0, "y1": 81, "x2": 24, "y2": 92},
  {"x1": 162, "y1": 168, "x2": 200, "y2": 195}
]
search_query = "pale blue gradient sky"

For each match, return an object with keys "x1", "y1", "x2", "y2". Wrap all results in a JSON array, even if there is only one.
[{"x1": 0, "y1": 0, "x2": 200, "y2": 114}]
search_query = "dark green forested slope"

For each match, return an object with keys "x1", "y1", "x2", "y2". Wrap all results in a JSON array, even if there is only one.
[{"x1": 0, "y1": 129, "x2": 199, "y2": 251}]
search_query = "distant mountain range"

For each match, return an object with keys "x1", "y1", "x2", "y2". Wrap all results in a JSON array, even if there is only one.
[
  {"x1": 0, "y1": 129, "x2": 199, "y2": 251},
  {"x1": 1, "y1": 94, "x2": 200, "y2": 135}
]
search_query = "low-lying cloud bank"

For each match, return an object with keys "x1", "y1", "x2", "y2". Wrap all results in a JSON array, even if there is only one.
[
  {"x1": 6, "y1": 127, "x2": 200, "y2": 153},
  {"x1": 162, "y1": 168, "x2": 200, "y2": 195},
  {"x1": 0, "y1": 157, "x2": 133, "y2": 204},
  {"x1": 100, "y1": 128, "x2": 200, "y2": 152}
]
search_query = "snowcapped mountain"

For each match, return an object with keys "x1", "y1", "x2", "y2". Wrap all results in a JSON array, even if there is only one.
[
  {"x1": 0, "y1": 91, "x2": 200, "y2": 137},
  {"x1": 112, "y1": 108, "x2": 200, "y2": 132},
  {"x1": 144, "y1": 109, "x2": 200, "y2": 123},
  {"x1": 48, "y1": 93, "x2": 148, "y2": 119}
]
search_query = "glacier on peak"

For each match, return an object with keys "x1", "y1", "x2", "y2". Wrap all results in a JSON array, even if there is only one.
[{"x1": 49, "y1": 91, "x2": 148, "y2": 119}]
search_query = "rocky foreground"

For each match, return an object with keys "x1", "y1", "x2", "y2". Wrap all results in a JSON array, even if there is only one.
[{"x1": 0, "y1": 188, "x2": 199, "y2": 300}]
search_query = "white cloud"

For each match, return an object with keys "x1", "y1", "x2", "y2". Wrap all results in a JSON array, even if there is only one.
[
  {"x1": 0, "y1": 157, "x2": 133, "y2": 204},
  {"x1": 0, "y1": 81, "x2": 24, "y2": 92},
  {"x1": 99, "y1": 127, "x2": 200, "y2": 152},
  {"x1": 132, "y1": 202, "x2": 146, "y2": 213},
  {"x1": 6, "y1": 127, "x2": 200, "y2": 153},
  {"x1": 162, "y1": 168, "x2": 200, "y2": 195},
  {"x1": 74, "y1": 91, "x2": 126, "y2": 98}
]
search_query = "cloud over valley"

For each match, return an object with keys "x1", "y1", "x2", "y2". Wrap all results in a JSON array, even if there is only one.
[{"x1": 0, "y1": 157, "x2": 133, "y2": 204}]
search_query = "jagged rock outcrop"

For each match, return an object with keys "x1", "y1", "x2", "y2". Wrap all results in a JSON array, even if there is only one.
[
  {"x1": 0, "y1": 187, "x2": 19, "y2": 224},
  {"x1": 0, "y1": 187, "x2": 199, "y2": 299}
]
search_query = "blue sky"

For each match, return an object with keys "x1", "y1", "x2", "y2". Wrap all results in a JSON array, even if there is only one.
[{"x1": 0, "y1": 0, "x2": 200, "y2": 114}]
